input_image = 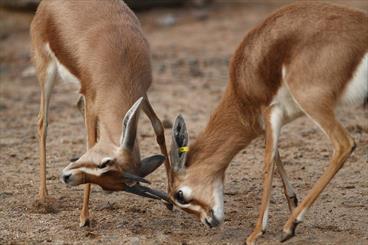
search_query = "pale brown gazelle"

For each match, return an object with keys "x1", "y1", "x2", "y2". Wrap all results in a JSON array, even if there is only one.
[
  {"x1": 167, "y1": 2, "x2": 367, "y2": 244},
  {"x1": 31, "y1": 0, "x2": 171, "y2": 226}
]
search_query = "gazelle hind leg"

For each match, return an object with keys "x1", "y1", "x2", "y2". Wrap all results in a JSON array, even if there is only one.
[
  {"x1": 246, "y1": 105, "x2": 284, "y2": 245},
  {"x1": 280, "y1": 94, "x2": 356, "y2": 242},
  {"x1": 37, "y1": 59, "x2": 57, "y2": 201},
  {"x1": 79, "y1": 98, "x2": 97, "y2": 227},
  {"x1": 275, "y1": 150, "x2": 298, "y2": 211},
  {"x1": 142, "y1": 96, "x2": 173, "y2": 210}
]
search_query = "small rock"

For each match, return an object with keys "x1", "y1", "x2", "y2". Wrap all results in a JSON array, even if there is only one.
[{"x1": 157, "y1": 14, "x2": 176, "y2": 27}]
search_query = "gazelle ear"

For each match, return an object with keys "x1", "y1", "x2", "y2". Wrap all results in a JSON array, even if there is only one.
[
  {"x1": 139, "y1": 154, "x2": 166, "y2": 177},
  {"x1": 120, "y1": 97, "x2": 144, "y2": 150},
  {"x1": 170, "y1": 114, "x2": 189, "y2": 173}
]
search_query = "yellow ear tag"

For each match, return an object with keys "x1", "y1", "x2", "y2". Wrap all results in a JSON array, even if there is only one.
[{"x1": 179, "y1": 146, "x2": 189, "y2": 153}]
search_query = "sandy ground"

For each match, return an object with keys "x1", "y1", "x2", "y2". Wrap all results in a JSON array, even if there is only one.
[{"x1": 0, "y1": 1, "x2": 367, "y2": 244}]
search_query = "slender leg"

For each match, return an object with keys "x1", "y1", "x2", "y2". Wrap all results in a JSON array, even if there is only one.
[
  {"x1": 142, "y1": 96, "x2": 170, "y2": 177},
  {"x1": 280, "y1": 111, "x2": 355, "y2": 242},
  {"x1": 37, "y1": 61, "x2": 57, "y2": 202},
  {"x1": 246, "y1": 106, "x2": 283, "y2": 245},
  {"x1": 79, "y1": 98, "x2": 97, "y2": 227},
  {"x1": 275, "y1": 151, "x2": 298, "y2": 212}
]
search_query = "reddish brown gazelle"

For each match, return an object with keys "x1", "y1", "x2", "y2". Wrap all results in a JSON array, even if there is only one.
[
  {"x1": 31, "y1": 0, "x2": 171, "y2": 226},
  {"x1": 167, "y1": 2, "x2": 367, "y2": 244}
]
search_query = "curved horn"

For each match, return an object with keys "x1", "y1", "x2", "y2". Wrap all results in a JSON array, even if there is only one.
[
  {"x1": 124, "y1": 184, "x2": 173, "y2": 208},
  {"x1": 120, "y1": 97, "x2": 144, "y2": 150},
  {"x1": 122, "y1": 172, "x2": 151, "y2": 184},
  {"x1": 139, "y1": 154, "x2": 166, "y2": 177}
]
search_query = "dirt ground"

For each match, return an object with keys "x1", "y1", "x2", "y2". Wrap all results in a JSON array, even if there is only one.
[{"x1": 1, "y1": 1, "x2": 367, "y2": 244}]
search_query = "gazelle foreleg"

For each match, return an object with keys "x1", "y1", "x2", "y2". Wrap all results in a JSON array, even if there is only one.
[
  {"x1": 142, "y1": 96, "x2": 170, "y2": 176},
  {"x1": 79, "y1": 97, "x2": 97, "y2": 227},
  {"x1": 37, "y1": 59, "x2": 57, "y2": 202},
  {"x1": 275, "y1": 150, "x2": 298, "y2": 212},
  {"x1": 246, "y1": 105, "x2": 284, "y2": 245}
]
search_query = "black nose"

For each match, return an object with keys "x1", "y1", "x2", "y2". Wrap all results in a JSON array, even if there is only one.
[
  {"x1": 205, "y1": 210, "x2": 220, "y2": 228},
  {"x1": 63, "y1": 174, "x2": 71, "y2": 183},
  {"x1": 205, "y1": 218, "x2": 213, "y2": 228}
]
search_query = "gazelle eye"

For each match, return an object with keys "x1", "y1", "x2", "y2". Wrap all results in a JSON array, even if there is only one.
[
  {"x1": 98, "y1": 162, "x2": 107, "y2": 169},
  {"x1": 175, "y1": 190, "x2": 188, "y2": 205},
  {"x1": 98, "y1": 158, "x2": 112, "y2": 169}
]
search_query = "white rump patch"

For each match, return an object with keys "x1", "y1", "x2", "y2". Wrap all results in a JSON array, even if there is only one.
[{"x1": 341, "y1": 53, "x2": 368, "y2": 105}]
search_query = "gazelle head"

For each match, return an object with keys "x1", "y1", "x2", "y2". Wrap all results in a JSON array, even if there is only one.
[
  {"x1": 61, "y1": 98, "x2": 170, "y2": 202},
  {"x1": 168, "y1": 115, "x2": 225, "y2": 228}
]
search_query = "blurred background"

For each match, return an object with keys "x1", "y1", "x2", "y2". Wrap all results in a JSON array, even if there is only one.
[{"x1": 1, "y1": 1, "x2": 367, "y2": 244}]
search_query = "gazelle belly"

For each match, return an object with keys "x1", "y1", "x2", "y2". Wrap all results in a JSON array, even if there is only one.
[{"x1": 270, "y1": 82, "x2": 304, "y2": 123}]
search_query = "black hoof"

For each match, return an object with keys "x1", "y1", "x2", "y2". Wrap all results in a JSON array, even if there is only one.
[
  {"x1": 280, "y1": 221, "x2": 299, "y2": 242},
  {"x1": 291, "y1": 195, "x2": 298, "y2": 208},
  {"x1": 80, "y1": 219, "x2": 91, "y2": 227},
  {"x1": 280, "y1": 230, "x2": 294, "y2": 243}
]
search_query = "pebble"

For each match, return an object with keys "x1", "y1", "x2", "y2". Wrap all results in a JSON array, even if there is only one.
[{"x1": 157, "y1": 14, "x2": 176, "y2": 27}]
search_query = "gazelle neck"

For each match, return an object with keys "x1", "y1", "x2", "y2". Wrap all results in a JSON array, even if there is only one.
[
  {"x1": 98, "y1": 110, "x2": 126, "y2": 147},
  {"x1": 188, "y1": 86, "x2": 262, "y2": 173},
  {"x1": 92, "y1": 96, "x2": 141, "y2": 159}
]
